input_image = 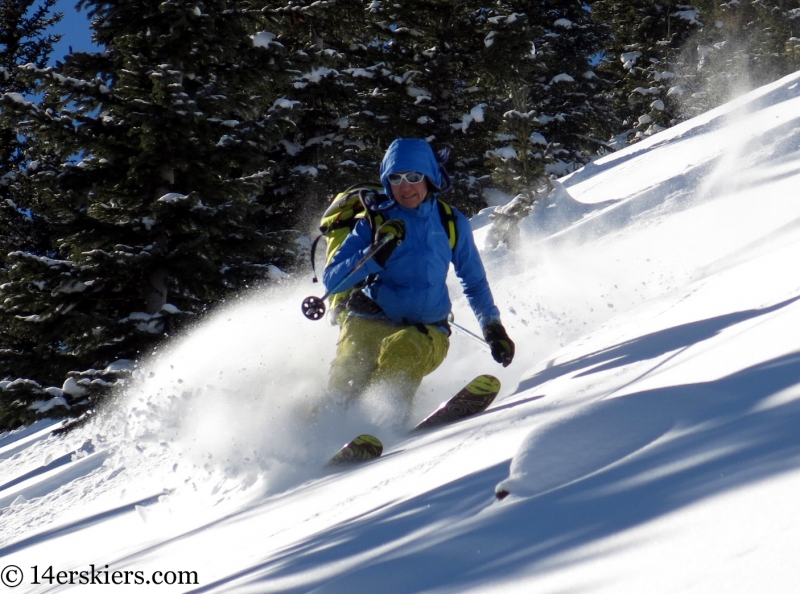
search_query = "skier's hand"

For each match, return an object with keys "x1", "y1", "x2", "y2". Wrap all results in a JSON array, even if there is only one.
[
  {"x1": 483, "y1": 321, "x2": 514, "y2": 367},
  {"x1": 373, "y1": 219, "x2": 405, "y2": 268}
]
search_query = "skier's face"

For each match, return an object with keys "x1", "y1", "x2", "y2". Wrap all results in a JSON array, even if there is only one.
[{"x1": 390, "y1": 172, "x2": 428, "y2": 209}]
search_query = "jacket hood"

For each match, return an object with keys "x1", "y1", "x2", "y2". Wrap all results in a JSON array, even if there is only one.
[{"x1": 380, "y1": 138, "x2": 450, "y2": 199}]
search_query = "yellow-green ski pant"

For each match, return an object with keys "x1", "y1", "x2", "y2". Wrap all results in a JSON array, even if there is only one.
[{"x1": 328, "y1": 315, "x2": 450, "y2": 405}]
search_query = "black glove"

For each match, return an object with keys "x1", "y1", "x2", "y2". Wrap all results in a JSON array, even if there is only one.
[
  {"x1": 483, "y1": 321, "x2": 514, "y2": 367},
  {"x1": 373, "y1": 219, "x2": 405, "y2": 268}
]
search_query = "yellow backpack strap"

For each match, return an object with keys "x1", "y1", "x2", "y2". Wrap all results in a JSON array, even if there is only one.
[
  {"x1": 370, "y1": 212, "x2": 385, "y2": 242},
  {"x1": 311, "y1": 183, "x2": 387, "y2": 284},
  {"x1": 437, "y1": 200, "x2": 458, "y2": 251}
]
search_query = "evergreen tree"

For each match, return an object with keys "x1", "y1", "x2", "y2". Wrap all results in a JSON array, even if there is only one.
[
  {"x1": 264, "y1": 1, "x2": 615, "y2": 250},
  {"x1": 0, "y1": 0, "x2": 299, "y2": 426},
  {"x1": 681, "y1": 0, "x2": 800, "y2": 117},
  {"x1": 486, "y1": 1, "x2": 615, "y2": 248},
  {"x1": 259, "y1": 0, "x2": 380, "y2": 230},
  {"x1": 264, "y1": 0, "x2": 539, "y2": 218},
  {"x1": 0, "y1": 0, "x2": 63, "y2": 428},
  {"x1": 491, "y1": 1, "x2": 614, "y2": 190},
  {"x1": 350, "y1": 1, "x2": 538, "y2": 214},
  {"x1": 590, "y1": 0, "x2": 701, "y2": 146},
  {"x1": 0, "y1": 0, "x2": 61, "y2": 260}
]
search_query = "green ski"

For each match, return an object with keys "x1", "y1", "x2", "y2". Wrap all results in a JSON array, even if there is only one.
[
  {"x1": 325, "y1": 375, "x2": 501, "y2": 468},
  {"x1": 412, "y1": 374, "x2": 500, "y2": 431},
  {"x1": 325, "y1": 434, "x2": 383, "y2": 467}
]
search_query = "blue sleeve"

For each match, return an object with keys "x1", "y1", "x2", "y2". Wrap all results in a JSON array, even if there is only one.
[
  {"x1": 452, "y1": 210, "x2": 501, "y2": 329},
  {"x1": 322, "y1": 219, "x2": 383, "y2": 295}
]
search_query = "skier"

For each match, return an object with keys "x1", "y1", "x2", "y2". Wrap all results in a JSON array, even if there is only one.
[{"x1": 323, "y1": 138, "x2": 514, "y2": 414}]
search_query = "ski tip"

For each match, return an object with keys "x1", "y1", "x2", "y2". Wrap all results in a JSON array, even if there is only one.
[
  {"x1": 325, "y1": 434, "x2": 383, "y2": 467},
  {"x1": 411, "y1": 374, "x2": 502, "y2": 432},
  {"x1": 350, "y1": 434, "x2": 383, "y2": 450},
  {"x1": 466, "y1": 374, "x2": 501, "y2": 395}
]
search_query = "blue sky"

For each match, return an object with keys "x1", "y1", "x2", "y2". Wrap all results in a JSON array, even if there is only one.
[{"x1": 50, "y1": 0, "x2": 95, "y2": 61}]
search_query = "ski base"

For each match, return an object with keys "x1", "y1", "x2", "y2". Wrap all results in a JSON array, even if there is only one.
[
  {"x1": 412, "y1": 374, "x2": 500, "y2": 431},
  {"x1": 325, "y1": 434, "x2": 383, "y2": 467}
]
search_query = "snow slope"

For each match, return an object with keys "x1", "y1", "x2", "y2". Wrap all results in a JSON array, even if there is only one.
[{"x1": 3, "y1": 71, "x2": 800, "y2": 593}]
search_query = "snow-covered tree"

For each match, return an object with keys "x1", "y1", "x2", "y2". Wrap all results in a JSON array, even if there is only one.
[
  {"x1": 262, "y1": 1, "x2": 617, "y2": 227},
  {"x1": 263, "y1": 0, "x2": 540, "y2": 217},
  {"x1": 0, "y1": 0, "x2": 61, "y2": 259},
  {"x1": 257, "y1": 0, "x2": 383, "y2": 228},
  {"x1": 0, "y1": 0, "x2": 64, "y2": 428},
  {"x1": 361, "y1": 2, "x2": 552, "y2": 213},
  {"x1": 492, "y1": 2, "x2": 614, "y2": 185},
  {"x1": 0, "y1": 0, "x2": 299, "y2": 420},
  {"x1": 486, "y1": 1, "x2": 615, "y2": 248},
  {"x1": 680, "y1": 0, "x2": 800, "y2": 118},
  {"x1": 590, "y1": 0, "x2": 701, "y2": 146}
]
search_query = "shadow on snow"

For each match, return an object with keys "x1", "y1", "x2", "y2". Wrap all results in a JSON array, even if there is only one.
[
  {"x1": 185, "y1": 300, "x2": 800, "y2": 593},
  {"x1": 519, "y1": 295, "x2": 800, "y2": 392}
]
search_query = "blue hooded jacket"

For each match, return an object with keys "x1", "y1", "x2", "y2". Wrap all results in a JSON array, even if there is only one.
[
  {"x1": 324, "y1": 139, "x2": 500, "y2": 329},
  {"x1": 379, "y1": 138, "x2": 448, "y2": 196}
]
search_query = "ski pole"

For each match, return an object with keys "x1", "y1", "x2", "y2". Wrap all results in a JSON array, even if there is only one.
[
  {"x1": 447, "y1": 313, "x2": 490, "y2": 350},
  {"x1": 302, "y1": 234, "x2": 397, "y2": 321}
]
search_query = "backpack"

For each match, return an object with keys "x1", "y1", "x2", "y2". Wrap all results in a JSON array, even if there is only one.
[{"x1": 310, "y1": 183, "x2": 459, "y2": 318}]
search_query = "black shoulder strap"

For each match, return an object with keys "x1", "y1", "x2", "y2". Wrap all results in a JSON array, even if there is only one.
[{"x1": 310, "y1": 234, "x2": 324, "y2": 283}]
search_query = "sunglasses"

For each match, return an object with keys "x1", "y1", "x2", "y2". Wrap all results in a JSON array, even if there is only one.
[{"x1": 388, "y1": 171, "x2": 426, "y2": 185}]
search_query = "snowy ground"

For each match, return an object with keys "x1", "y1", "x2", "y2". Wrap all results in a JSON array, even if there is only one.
[{"x1": 3, "y1": 71, "x2": 800, "y2": 593}]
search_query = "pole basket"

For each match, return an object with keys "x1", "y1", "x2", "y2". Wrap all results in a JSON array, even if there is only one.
[{"x1": 301, "y1": 295, "x2": 327, "y2": 320}]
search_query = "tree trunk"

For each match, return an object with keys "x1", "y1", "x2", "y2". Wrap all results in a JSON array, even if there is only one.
[{"x1": 146, "y1": 167, "x2": 174, "y2": 314}]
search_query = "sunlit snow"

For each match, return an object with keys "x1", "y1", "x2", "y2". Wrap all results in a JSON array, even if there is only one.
[{"x1": 3, "y1": 71, "x2": 800, "y2": 593}]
